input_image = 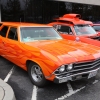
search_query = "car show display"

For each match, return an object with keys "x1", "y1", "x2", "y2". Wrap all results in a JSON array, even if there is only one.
[{"x1": 0, "y1": 22, "x2": 100, "y2": 87}]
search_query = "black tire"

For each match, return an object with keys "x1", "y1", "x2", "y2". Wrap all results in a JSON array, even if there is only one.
[{"x1": 28, "y1": 62, "x2": 48, "y2": 87}]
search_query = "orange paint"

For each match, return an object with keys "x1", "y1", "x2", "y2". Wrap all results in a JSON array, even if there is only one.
[{"x1": 0, "y1": 22, "x2": 100, "y2": 82}]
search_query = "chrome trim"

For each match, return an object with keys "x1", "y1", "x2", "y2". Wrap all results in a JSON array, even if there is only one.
[
  {"x1": 53, "y1": 63, "x2": 100, "y2": 76},
  {"x1": 45, "y1": 65, "x2": 100, "y2": 79},
  {"x1": 74, "y1": 58, "x2": 100, "y2": 68},
  {"x1": 53, "y1": 58, "x2": 100, "y2": 76},
  {"x1": 55, "y1": 67, "x2": 100, "y2": 80},
  {"x1": 46, "y1": 58, "x2": 100, "y2": 77},
  {"x1": 72, "y1": 63, "x2": 100, "y2": 72}
]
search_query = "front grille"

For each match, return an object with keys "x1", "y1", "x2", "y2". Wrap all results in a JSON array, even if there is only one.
[
  {"x1": 73, "y1": 58, "x2": 100, "y2": 72},
  {"x1": 56, "y1": 58, "x2": 100, "y2": 76}
]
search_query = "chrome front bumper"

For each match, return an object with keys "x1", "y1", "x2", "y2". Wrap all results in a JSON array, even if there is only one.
[{"x1": 54, "y1": 67, "x2": 100, "y2": 83}]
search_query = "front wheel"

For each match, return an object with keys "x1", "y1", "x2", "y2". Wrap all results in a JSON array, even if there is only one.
[{"x1": 28, "y1": 62, "x2": 48, "y2": 87}]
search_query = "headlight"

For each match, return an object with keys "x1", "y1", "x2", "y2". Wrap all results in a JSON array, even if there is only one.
[
  {"x1": 54, "y1": 64, "x2": 73, "y2": 75},
  {"x1": 66, "y1": 64, "x2": 73, "y2": 71},
  {"x1": 59, "y1": 65, "x2": 65, "y2": 72}
]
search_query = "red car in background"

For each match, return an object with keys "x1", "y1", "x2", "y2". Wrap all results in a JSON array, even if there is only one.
[{"x1": 48, "y1": 14, "x2": 100, "y2": 47}]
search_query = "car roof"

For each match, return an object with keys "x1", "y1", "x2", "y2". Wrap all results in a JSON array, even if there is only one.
[
  {"x1": 48, "y1": 22, "x2": 74, "y2": 27},
  {"x1": 1, "y1": 22, "x2": 52, "y2": 27},
  {"x1": 54, "y1": 14, "x2": 93, "y2": 25}
]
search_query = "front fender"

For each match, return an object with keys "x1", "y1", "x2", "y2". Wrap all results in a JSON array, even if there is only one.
[{"x1": 27, "y1": 59, "x2": 54, "y2": 77}]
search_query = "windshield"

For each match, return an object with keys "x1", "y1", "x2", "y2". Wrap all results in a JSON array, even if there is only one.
[
  {"x1": 74, "y1": 25, "x2": 97, "y2": 35},
  {"x1": 93, "y1": 25, "x2": 100, "y2": 31},
  {"x1": 20, "y1": 27, "x2": 62, "y2": 42}
]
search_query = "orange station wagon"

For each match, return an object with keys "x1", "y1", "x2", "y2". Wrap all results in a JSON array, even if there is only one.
[
  {"x1": 1, "y1": 22, "x2": 100, "y2": 87},
  {"x1": 48, "y1": 14, "x2": 100, "y2": 47}
]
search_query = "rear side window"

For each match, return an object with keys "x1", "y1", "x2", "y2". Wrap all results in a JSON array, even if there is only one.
[
  {"x1": 0, "y1": 26, "x2": 8, "y2": 37},
  {"x1": 8, "y1": 27, "x2": 18, "y2": 40}
]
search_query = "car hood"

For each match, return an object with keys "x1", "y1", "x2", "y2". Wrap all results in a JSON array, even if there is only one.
[{"x1": 25, "y1": 39, "x2": 100, "y2": 65}]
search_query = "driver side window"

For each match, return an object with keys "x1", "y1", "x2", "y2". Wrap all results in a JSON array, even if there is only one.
[
  {"x1": 54, "y1": 25, "x2": 73, "y2": 35},
  {"x1": 8, "y1": 27, "x2": 18, "y2": 41}
]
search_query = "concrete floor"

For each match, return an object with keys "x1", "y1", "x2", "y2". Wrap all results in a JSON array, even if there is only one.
[{"x1": 0, "y1": 56, "x2": 100, "y2": 100}]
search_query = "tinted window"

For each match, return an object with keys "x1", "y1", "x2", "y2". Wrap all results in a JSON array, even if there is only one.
[
  {"x1": 0, "y1": 26, "x2": 8, "y2": 37},
  {"x1": 74, "y1": 25, "x2": 96, "y2": 35},
  {"x1": 8, "y1": 27, "x2": 18, "y2": 40},
  {"x1": 93, "y1": 25, "x2": 100, "y2": 31},
  {"x1": 56, "y1": 25, "x2": 72, "y2": 34}
]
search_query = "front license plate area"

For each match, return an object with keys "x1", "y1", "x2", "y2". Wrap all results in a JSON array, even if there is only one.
[
  {"x1": 88, "y1": 71, "x2": 97, "y2": 79},
  {"x1": 59, "y1": 78, "x2": 67, "y2": 83},
  {"x1": 59, "y1": 77, "x2": 72, "y2": 83}
]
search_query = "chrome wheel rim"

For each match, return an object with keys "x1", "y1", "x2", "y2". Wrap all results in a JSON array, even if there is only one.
[{"x1": 31, "y1": 65, "x2": 43, "y2": 82}]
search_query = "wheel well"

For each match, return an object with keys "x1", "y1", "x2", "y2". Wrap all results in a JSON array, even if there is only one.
[{"x1": 26, "y1": 60, "x2": 36, "y2": 68}]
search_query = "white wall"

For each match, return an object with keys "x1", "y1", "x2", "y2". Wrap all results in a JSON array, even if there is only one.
[{"x1": 55, "y1": 0, "x2": 100, "y2": 5}]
